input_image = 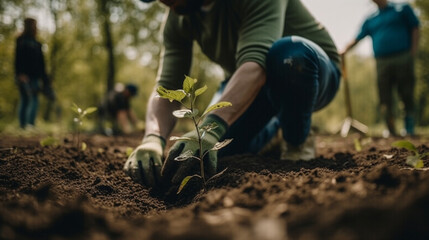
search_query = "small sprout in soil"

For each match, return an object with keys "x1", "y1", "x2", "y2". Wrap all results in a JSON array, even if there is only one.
[
  {"x1": 79, "y1": 143, "x2": 86, "y2": 151},
  {"x1": 71, "y1": 103, "x2": 97, "y2": 151},
  {"x1": 354, "y1": 137, "x2": 372, "y2": 152},
  {"x1": 354, "y1": 138, "x2": 362, "y2": 152},
  {"x1": 126, "y1": 147, "x2": 134, "y2": 157},
  {"x1": 392, "y1": 140, "x2": 428, "y2": 169},
  {"x1": 157, "y1": 75, "x2": 232, "y2": 194},
  {"x1": 40, "y1": 136, "x2": 59, "y2": 147}
]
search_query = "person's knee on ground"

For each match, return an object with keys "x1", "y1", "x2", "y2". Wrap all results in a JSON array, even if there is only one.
[
  {"x1": 266, "y1": 36, "x2": 320, "y2": 146},
  {"x1": 265, "y1": 36, "x2": 339, "y2": 160}
]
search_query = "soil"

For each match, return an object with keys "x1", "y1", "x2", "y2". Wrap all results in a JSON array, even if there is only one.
[{"x1": 1, "y1": 132, "x2": 429, "y2": 240}]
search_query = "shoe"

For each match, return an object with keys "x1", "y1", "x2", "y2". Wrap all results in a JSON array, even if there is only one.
[
  {"x1": 404, "y1": 116, "x2": 415, "y2": 136},
  {"x1": 386, "y1": 117, "x2": 397, "y2": 136},
  {"x1": 281, "y1": 132, "x2": 316, "y2": 161}
]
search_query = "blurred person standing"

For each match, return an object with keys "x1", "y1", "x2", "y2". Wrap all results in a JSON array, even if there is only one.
[
  {"x1": 14, "y1": 17, "x2": 54, "y2": 129},
  {"x1": 342, "y1": 0, "x2": 420, "y2": 136}
]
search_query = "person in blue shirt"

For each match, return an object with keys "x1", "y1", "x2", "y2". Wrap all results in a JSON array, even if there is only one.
[{"x1": 342, "y1": 0, "x2": 420, "y2": 136}]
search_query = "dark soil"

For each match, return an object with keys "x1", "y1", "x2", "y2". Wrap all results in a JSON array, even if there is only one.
[{"x1": 1, "y1": 133, "x2": 429, "y2": 240}]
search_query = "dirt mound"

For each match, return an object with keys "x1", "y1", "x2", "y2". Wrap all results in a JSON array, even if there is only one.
[{"x1": 1, "y1": 134, "x2": 428, "y2": 240}]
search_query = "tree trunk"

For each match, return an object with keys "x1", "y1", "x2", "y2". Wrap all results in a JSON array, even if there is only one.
[
  {"x1": 44, "y1": 0, "x2": 60, "y2": 121},
  {"x1": 98, "y1": 0, "x2": 115, "y2": 94}
]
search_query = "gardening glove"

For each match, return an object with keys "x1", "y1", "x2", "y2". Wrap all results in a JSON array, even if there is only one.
[
  {"x1": 161, "y1": 114, "x2": 228, "y2": 186},
  {"x1": 123, "y1": 134, "x2": 165, "y2": 188}
]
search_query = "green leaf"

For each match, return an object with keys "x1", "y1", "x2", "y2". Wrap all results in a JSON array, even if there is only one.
[
  {"x1": 177, "y1": 174, "x2": 201, "y2": 194},
  {"x1": 202, "y1": 101, "x2": 232, "y2": 116},
  {"x1": 406, "y1": 155, "x2": 421, "y2": 168},
  {"x1": 195, "y1": 85, "x2": 208, "y2": 97},
  {"x1": 172, "y1": 109, "x2": 199, "y2": 118},
  {"x1": 200, "y1": 122, "x2": 218, "y2": 139},
  {"x1": 174, "y1": 150, "x2": 200, "y2": 162},
  {"x1": 207, "y1": 167, "x2": 228, "y2": 183},
  {"x1": 415, "y1": 160, "x2": 424, "y2": 169},
  {"x1": 169, "y1": 136, "x2": 197, "y2": 142},
  {"x1": 40, "y1": 136, "x2": 59, "y2": 147},
  {"x1": 183, "y1": 75, "x2": 196, "y2": 94},
  {"x1": 421, "y1": 152, "x2": 429, "y2": 158},
  {"x1": 200, "y1": 122, "x2": 218, "y2": 132},
  {"x1": 392, "y1": 140, "x2": 417, "y2": 153},
  {"x1": 81, "y1": 142, "x2": 87, "y2": 151},
  {"x1": 211, "y1": 138, "x2": 233, "y2": 151},
  {"x1": 126, "y1": 147, "x2": 134, "y2": 157},
  {"x1": 156, "y1": 86, "x2": 186, "y2": 103},
  {"x1": 84, "y1": 107, "x2": 97, "y2": 115},
  {"x1": 71, "y1": 103, "x2": 81, "y2": 115}
]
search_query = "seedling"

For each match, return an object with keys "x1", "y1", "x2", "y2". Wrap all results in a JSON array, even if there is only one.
[
  {"x1": 126, "y1": 147, "x2": 134, "y2": 157},
  {"x1": 40, "y1": 136, "x2": 60, "y2": 147},
  {"x1": 157, "y1": 75, "x2": 232, "y2": 194},
  {"x1": 353, "y1": 137, "x2": 372, "y2": 152},
  {"x1": 354, "y1": 138, "x2": 362, "y2": 152},
  {"x1": 71, "y1": 103, "x2": 97, "y2": 150},
  {"x1": 392, "y1": 140, "x2": 428, "y2": 169}
]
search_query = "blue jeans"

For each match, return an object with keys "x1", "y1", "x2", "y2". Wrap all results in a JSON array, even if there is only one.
[
  {"x1": 17, "y1": 78, "x2": 39, "y2": 128},
  {"x1": 218, "y1": 36, "x2": 340, "y2": 157}
]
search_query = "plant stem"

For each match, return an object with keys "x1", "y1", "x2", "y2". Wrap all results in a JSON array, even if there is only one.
[
  {"x1": 77, "y1": 129, "x2": 80, "y2": 150},
  {"x1": 76, "y1": 119, "x2": 81, "y2": 150},
  {"x1": 190, "y1": 97, "x2": 206, "y2": 188}
]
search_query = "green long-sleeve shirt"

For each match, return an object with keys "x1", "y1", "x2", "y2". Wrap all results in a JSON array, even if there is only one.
[{"x1": 158, "y1": 0, "x2": 340, "y2": 90}]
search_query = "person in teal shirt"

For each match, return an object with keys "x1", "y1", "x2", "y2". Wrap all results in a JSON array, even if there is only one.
[
  {"x1": 125, "y1": 0, "x2": 341, "y2": 189},
  {"x1": 342, "y1": 0, "x2": 420, "y2": 136}
]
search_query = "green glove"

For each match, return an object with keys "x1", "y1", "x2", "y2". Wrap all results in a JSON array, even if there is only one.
[
  {"x1": 123, "y1": 134, "x2": 165, "y2": 188},
  {"x1": 161, "y1": 114, "x2": 228, "y2": 186}
]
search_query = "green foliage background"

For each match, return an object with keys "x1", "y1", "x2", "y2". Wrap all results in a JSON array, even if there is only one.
[{"x1": 0, "y1": 0, "x2": 428, "y2": 135}]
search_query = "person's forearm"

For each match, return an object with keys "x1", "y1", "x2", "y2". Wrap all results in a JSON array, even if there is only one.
[
  {"x1": 411, "y1": 27, "x2": 420, "y2": 57},
  {"x1": 211, "y1": 61, "x2": 266, "y2": 126},
  {"x1": 128, "y1": 110, "x2": 138, "y2": 125},
  {"x1": 117, "y1": 110, "x2": 131, "y2": 133},
  {"x1": 144, "y1": 90, "x2": 180, "y2": 140}
]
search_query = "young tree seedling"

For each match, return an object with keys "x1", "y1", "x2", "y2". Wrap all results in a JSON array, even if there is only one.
[
  {"x1": 71, "y1": 103, "x2": 97, "y2": 151},
  {"x1": 157, "y1": 75, "x2": 232, "y2": 194},
  {"x1": 392, "y1": 140, "x2": 428, "y2": 169}
]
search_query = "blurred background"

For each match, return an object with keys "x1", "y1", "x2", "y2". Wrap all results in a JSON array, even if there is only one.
[{"x1": 0, "y1": 0, "x2": 428, "y2": 136}]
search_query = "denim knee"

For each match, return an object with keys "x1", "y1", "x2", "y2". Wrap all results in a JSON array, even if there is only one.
[{"x1": 266, "y1": 36, "x2": 320, "y2": 105}]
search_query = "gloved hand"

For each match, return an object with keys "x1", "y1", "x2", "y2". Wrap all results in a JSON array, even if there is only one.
[
  {"x1": 123, "y1": 134, "x2": 165, "y2": 188},
  {"x1": 161, "y1": 114, "x2": 228, "y2": 186}
]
